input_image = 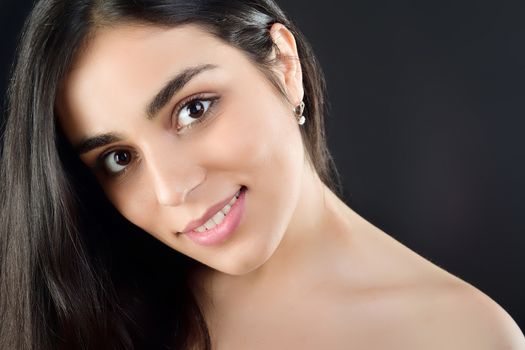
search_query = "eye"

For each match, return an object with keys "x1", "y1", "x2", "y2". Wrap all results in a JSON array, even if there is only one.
[
  {"x1": 103, "y1": 149, "x2": 132, "y2": 174},
  {"x1": 175, "y1": 96, "x2": 219, "y2": 131}
]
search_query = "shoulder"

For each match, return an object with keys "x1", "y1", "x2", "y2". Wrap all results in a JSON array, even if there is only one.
[
  {"x1": 336, "y1": 217, "x2": 524, "y2": 348},
  {"x1": 406, "y1": 282, "x2": 525, "y2": 350}
]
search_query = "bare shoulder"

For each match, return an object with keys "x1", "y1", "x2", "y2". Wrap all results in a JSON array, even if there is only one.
[
  {"x1": 327, "y1": 208, "x2": 524, "y2": 349},
  {"x1": 404, "y1": 282, "x2": 525, "y2": 350},
  {"x1": 343, "y1": 215, "x2": 525, "y2": 349}
]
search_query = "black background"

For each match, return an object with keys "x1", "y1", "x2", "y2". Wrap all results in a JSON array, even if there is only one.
[{"x1": 1, "y1": 0, "x2": 524, "y2": 330}]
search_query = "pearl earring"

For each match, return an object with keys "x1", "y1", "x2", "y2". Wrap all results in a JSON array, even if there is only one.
[{"x1": 294, "y1": 101, "x2": 306, "y2": 125}]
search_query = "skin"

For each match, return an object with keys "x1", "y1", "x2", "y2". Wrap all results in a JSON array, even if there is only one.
[{"x1": 57, "y1": 23, "x2": 525, "y2": 349}]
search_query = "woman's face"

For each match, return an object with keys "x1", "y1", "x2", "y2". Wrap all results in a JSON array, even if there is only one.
[{"x1": 58, "y1": 24, "x2": 306, "y2": 275}]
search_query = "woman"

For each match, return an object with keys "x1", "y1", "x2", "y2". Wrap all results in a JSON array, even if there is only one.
[{"x1": 0, "y1": 0, "x2": 523, "y2": 349}]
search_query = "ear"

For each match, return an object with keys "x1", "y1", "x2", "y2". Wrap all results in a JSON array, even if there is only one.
[{"x1": 269, "y1": 23, "x2": 304, "y2": 107}]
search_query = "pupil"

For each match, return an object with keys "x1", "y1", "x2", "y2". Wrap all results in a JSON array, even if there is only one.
[
  {"x1": 189, "y1": 101, "x2": 204, "y2": 118},
  {"x1": 114, "y1": 151, "x2": 130, "y2": 165}
]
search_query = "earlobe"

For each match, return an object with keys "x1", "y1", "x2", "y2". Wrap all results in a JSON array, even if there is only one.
[{"x1": 269, "y1": 23, "x2": 304, "y2": 106}]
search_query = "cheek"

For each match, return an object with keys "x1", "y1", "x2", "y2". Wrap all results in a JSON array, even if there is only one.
[
  {"x1": 203, "y1": 92, "x2": 303, "y2": 187},
  {"x1": 102, "y1": 177, "x2": 154, "y2": 229}
]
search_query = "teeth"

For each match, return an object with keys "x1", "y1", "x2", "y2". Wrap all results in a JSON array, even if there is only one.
[
  {"x1": 203, "y1": 220, "x2": 215, "y2": 230},
  {"x1": 212, "y1": 211, "x2": 225, "y2": 225},
  {"x1": 228, "y1": 190, "x2": 241, "y2": 205},
  {"x1": 192, "y1": 188, "x2": 242, "y2": 233},
  {"x1": 221, "y1": 204, "x2": 232, "y2": 215}
]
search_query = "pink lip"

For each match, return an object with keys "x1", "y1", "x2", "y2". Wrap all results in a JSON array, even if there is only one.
[
  {"x1": 182, "y1": 187, "x2": 243, "y2": 233},
  {"x1": 183, "y1": 186, "x2": 246, "y2": 246}
]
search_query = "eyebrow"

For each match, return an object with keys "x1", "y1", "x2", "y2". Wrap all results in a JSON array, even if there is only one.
[
  {"x1": 75, "y1": 133, "x2": 122, "y2": 155},
  {"x1": 74, "y1": 63, "x2": 218, "y2": 155},
  {"x1": 146, "y1": 63, "x2": 218, "y2": 119}
]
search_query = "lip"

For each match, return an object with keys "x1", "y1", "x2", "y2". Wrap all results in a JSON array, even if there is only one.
[
  {"x1": 183, "y1": 186, "x2": 246, "y2": 246},
  {"x1": 181, "y1": 186, "x2": 243, "y2": 233}
]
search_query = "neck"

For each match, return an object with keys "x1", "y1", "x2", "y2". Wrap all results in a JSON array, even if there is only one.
[
  {"x1": 194, "y1": 158, "x2": 355, "y2": 295},
  {"x1": 257, "y1": 160, "x2": 346, "y2": 272}
]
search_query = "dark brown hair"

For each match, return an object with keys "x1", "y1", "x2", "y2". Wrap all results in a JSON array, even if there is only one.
[{"x1": 0, "y1": 0, "x2": 342, "y2": 348}]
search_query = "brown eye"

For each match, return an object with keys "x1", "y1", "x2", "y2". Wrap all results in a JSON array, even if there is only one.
[
  {"x1": 114, "y1": 150, "x2": 131, "y2": 165},
  {"x1": 177, "y1": 98, "x2": 215, "y2": 129},
  {"x1": 188, "y1": 101, "x2": 205, "y2": 118},
  {"x1": 104, "y1": 150, "x2": 132, "y2": 174}
]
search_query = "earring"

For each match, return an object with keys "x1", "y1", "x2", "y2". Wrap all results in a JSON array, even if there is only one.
[{"x1": 294, "y1": 101, "x2": 306, "y2": 125}]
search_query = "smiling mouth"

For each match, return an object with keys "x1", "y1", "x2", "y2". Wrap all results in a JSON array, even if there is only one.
[
  {"x1": 179, "y1": 186, "x2": 247, "y2": 246},
  {"x1": 191, "y1": 188, "x2": 242, "y2": 233},
  {"x1": 180, "y1": 186, "x2": 246, "y2": 233}
]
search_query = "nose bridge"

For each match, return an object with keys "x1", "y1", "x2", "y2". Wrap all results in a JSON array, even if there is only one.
[{"x1": 143, "y1": 138, "x2": 204, "y2": 206}]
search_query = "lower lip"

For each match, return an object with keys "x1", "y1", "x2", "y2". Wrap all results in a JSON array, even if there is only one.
[{"x1": 183, "y1": 187, "x2": 246, "y2": 246}]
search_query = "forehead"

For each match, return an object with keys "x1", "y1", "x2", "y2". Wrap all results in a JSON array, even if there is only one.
[
  {"x1": 58, "y1": 23, "x2": 245, "y2": 140},
  {"x1": 71, "y1": 23, "x2": 224, "y2": 76}
]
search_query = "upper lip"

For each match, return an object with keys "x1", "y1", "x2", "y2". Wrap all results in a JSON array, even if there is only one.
[{"x1": 181, "y1": 187, "x2": 241, "y2": 233}]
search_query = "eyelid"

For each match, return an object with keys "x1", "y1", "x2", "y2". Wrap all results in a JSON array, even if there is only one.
[
  {"x1": 172, "y1": 92, "x2": 220, "y2": 131},
  {"x1": 93, "y1": 147, "x2": 139, "y2": 178}
]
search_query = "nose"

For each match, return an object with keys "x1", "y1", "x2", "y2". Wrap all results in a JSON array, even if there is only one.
[{"x1": 144, "y1": 146, "x2": 205, "y2": 207}]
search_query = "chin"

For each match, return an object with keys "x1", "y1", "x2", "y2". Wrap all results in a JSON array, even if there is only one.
[
  {"x1": 216, "y1": 261, "x2": 264, "y2": 276},
  {"x1": 212, "y1": 242, "x2": 278, "y2": 276}
]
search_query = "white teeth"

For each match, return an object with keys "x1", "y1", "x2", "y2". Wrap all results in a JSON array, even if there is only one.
[
  {"x1": 203, "y1": 220, "x2": 215, "y2": 230},
  {"x1": 192, "y1": 188, "x2": 242, "y2": 233},
  {"x1": 229, "y1": 191, "x2": 240, "y2": 205},
  {"x1": 212, "y1": 211, "x2": 225, "y2": 225},
  {"x1": 221, "y1": 204, "x2": 232, "y2": 215}
]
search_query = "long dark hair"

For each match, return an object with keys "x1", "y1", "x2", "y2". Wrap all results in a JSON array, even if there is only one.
[{"x1": 0, "y1": 0, "x2": 342, "y2": 348}]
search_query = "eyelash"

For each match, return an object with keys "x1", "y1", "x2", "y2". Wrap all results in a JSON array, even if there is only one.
[
  {"x1": 173, "y1": 93, "x2": 220, "y2": 132},
  {"x1": 95, "y1": 93, "x2": 220, "y2": 178},
  {"x1": 95, "y1": 147, "x2": 138, "y2": 178}
]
